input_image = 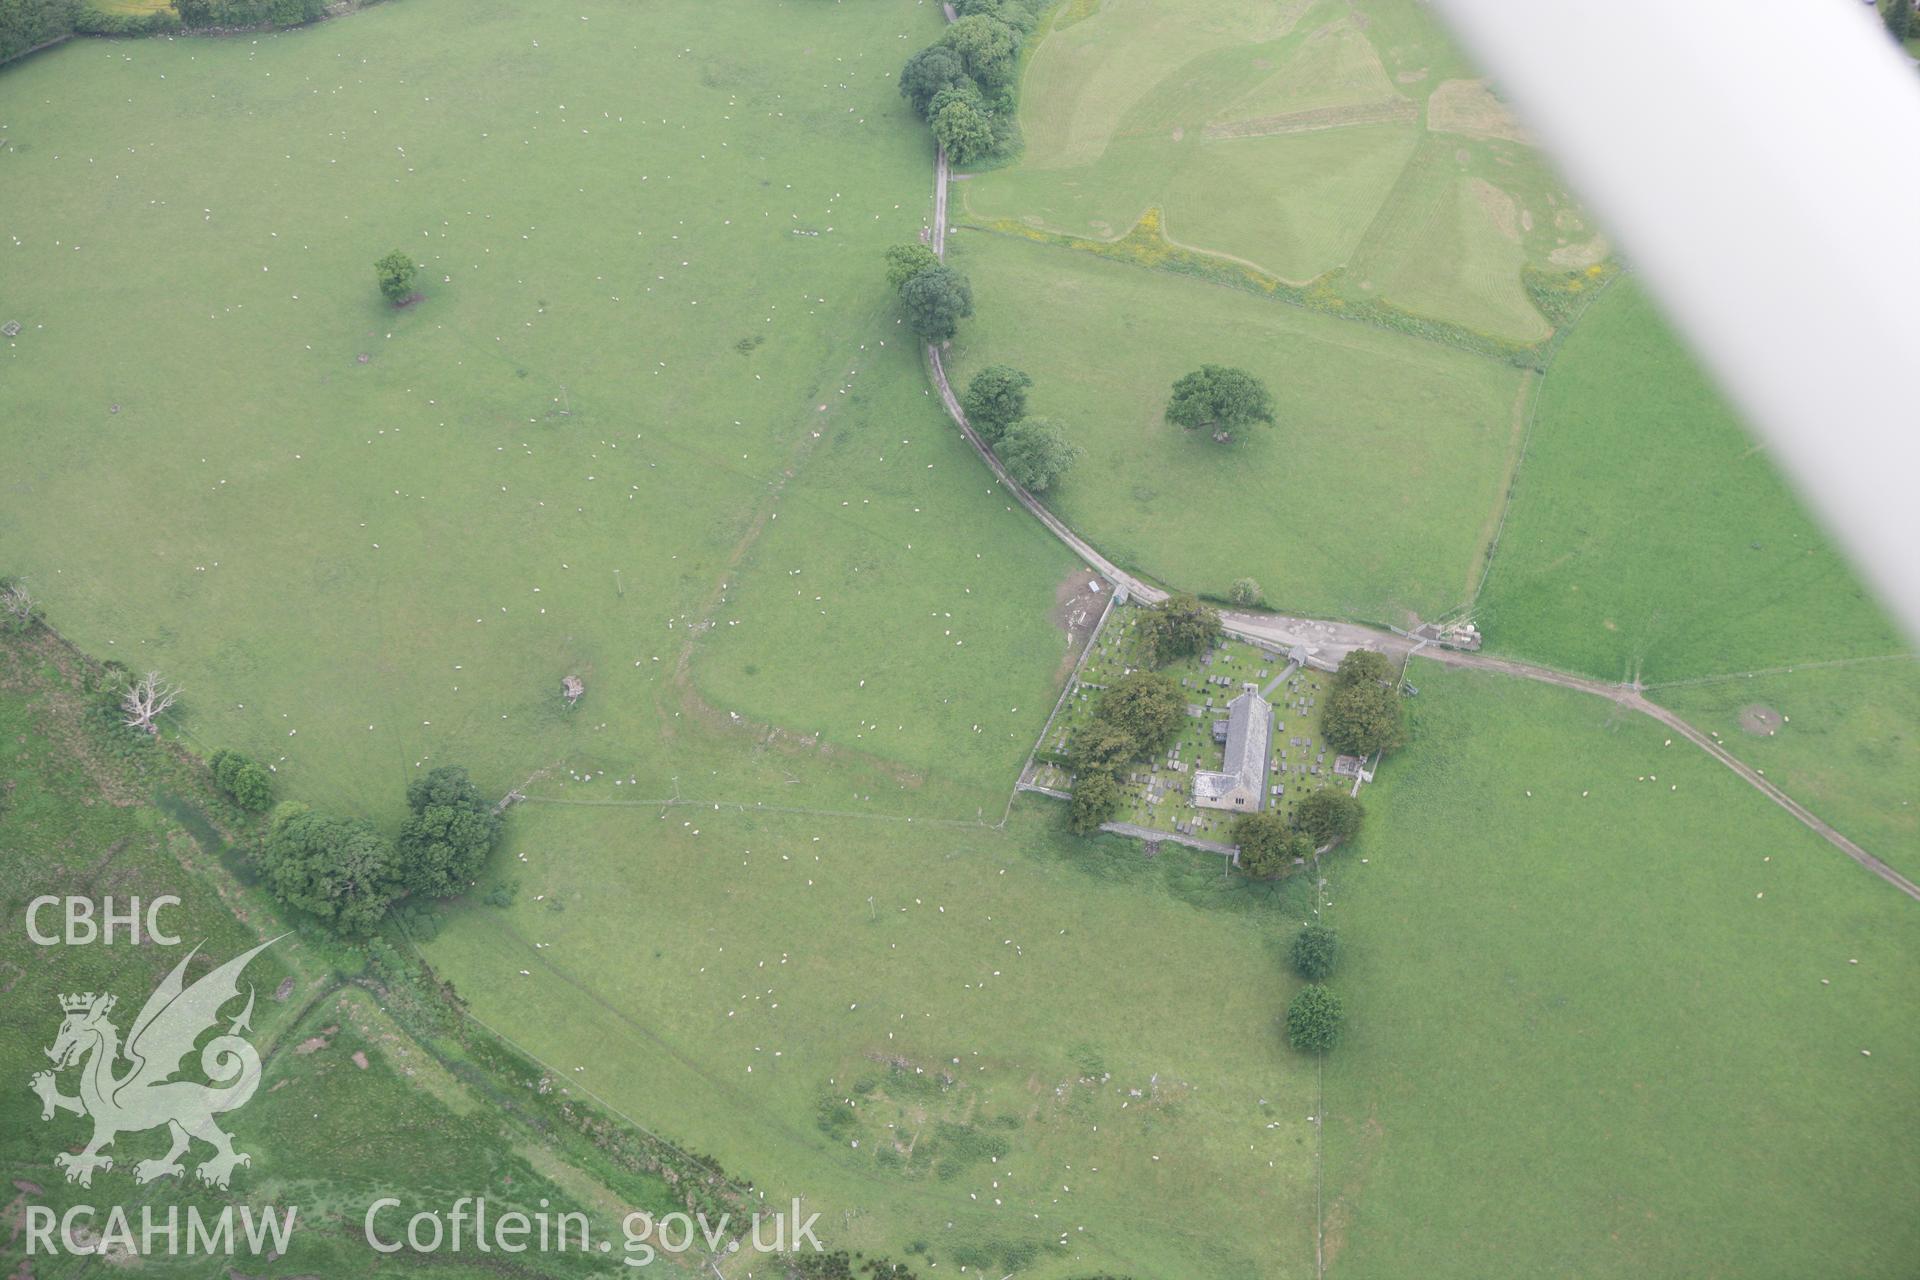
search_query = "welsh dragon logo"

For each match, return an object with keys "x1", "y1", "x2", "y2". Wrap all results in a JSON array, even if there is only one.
[{"x1": 30, "y1": 937, "x2": 281, "y2": 1190}]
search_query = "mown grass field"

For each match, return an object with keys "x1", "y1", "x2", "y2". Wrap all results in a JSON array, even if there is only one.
[
  {"x1": 946, "y1": 231, "x2": 1530, "y2": 625},
  {"x1": 1321, "y1": 663, "x2": 1920, "y2": 1278},
  {"x1": 1474, "y1": 282, "x2": 1909, "y2": 682},
  {"x1": 0, "y1": 0, "x2": 1079, "y2": 828},
  {"x1": 960, "y1": 0, "x2": 1598, "y2": 341},
  {"x1": 423, "y1": 796, "x2": 1326, "y2": 1280},
  {"x1": 1650, "y1": 658, "x2": 1920, "y2": 879}
]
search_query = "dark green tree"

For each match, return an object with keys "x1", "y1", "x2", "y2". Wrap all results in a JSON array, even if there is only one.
[
  {"x1": 1323, "y1": 680, "x2": 1406, "y2": 758},
  {"x1": 1334, "y1": 648, "x2": 1392, "y2": 689},
  {"x1": 939, "y1": 13, "x2": 1019, "y2": 87},
  {"x1": 1165, "y1": 365, "x2": 1275, "y2": 442},
  {"x1": 375, "y1": 250, "x2": 418, "y2": 305},
  {"x1": 1885, "y1": 0, "x2": 1913, "y2": 41},
  {"x1": 1097, "y1": 670, "x2": 1187, "y2": 758},
  {"x1": 1289, "y1": 924, "x2": 1340, "y2": 981},
  {"x1": 209, "y1": 748, "x2": 274, "y2": 812},
  {"x1": 930, "y1": 85, "x2": 996, "y2": 164},
  {"x1": 260, "y1": 806, "x2": 400, "y2": 938},
  {"x1": 1234, "y1": 811, "x2": 1309, "y2": 878},
  {"x1": 397, "y1": 765, "x2": 503, "y2": 899},
  {"x1": 1137, "y1": 592, "x2": 1221, "y2": 666},
  {"x1": 1069, "y1": 720, "x2": 1140, "y2": 778},
  {"x1": 1285, "y1": 984, "x2": 1344, "y2": 1053},
  {"x1": 1068, "y1": 770, "x2": 1123, "y2": 835},
  {"x1": 961, "y1": 364, "x2": 1033, "y2": 442},
  {"x1": 1295, "y1": 789, "x2": 1364, "y2": 847},
  {"x1": 898, "y1": 44, "x2": 972, "y2": 118},
  {"x1": 884, "y1": 242, "x2": 940, "y2": 290},
  {"x1": 898, "y1": 264, "x2": 974, "y2": 342},
  {"x1": 997, "y1": 416, "x2": 1080, "y2": 493}
]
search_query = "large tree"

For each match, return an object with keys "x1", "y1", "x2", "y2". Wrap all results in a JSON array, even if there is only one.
[
  {"x1": 375, "y1": 250, "x2": 418, "y2": 305},
  {"x1": 1234, "y1": 811, "x2": 1308, "y2": 878},
  {"x1": 1285, "y1": 984, "x2": 1345, "y2": 1053},
  {"x1": 1068, "y1": 770, "x2": 1123, "y2": 835},
  {"x1": 899, "y1": 44, "x2": 972, "y2": 119},
  {"x1": 1295, "y1": 789, "x2": 1364, "y2": 848},
  {"x1": 261, "y1": 806, "x2": 400, "y2": 938},
  {"x1": 1137, "y1": 592, "x2": 1221, "y2": 666},
  {"x1": 398, "y1": 765, "x2": 503, "y2": 899},
  {"x1": 997, "y1": 417, "x2": 1080, "y2": 493},
  {"x1": 1323, "y1": 680, "x2": 1407, "y2": 758},
  {"x1": 1165, "y1": 365, "x2": 1275, "y2": 443},
  {"x1": 929, "y1": 83, "x2": 996, "y2": 163},
  {"x1": 1290, "y1": 924, "x2": 1340, "y2": 981},
  {"x1": 209, "y1": 748, "x2": 274, "y2": 812},
  {"x1": 939, "y1": 13, "x2": 1019, "y2": 87},
  {"x1": 884, "y1": 242, "x2": 939, "y2": 290},
  {"x1": 898, "y1": 264, "x2": 974, "y2": 342},
  {"x1": 1097, "y1": 670, "x2": 1187, "y2": 758},
  {"x1": 1334, "y1": 648, "x2": 1392, "y2": 689},
  {"x1": 961, "y1": 364, "x2": 1032, "y2": 442},
  {"x1": 1069, "y1": 719, "x2": 1140, "y2": 779}
]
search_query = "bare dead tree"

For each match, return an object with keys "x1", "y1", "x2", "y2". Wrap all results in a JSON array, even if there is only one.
[
  {"x1": 0, "y1": 578, "x2": 39, "y2": 633},
  {"x1": 121, "y1": 671, "x2": 181, "y2": 734}
]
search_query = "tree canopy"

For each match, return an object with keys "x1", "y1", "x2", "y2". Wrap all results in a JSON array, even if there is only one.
[
  {"x1": 261, "y1": 805, "x2": 400, "y2": 938},
  {"x1": 375, "y1": 250, "x2": 418, "y2": 305},
  {"x1": 1098, "y1": 670, "x2": 1187, "y2": 756},
  {"x1": 898, "y1": 264, "x2": 974, "y2": 342},
  {"x1": 1290, "y1": 925, "x2": 1341, "y2": 981},
  {"x1": 1294, "y1": 789, "x2": 1364, "y2": 847},
  {"x1": 898, "y1": 44, "x2": 972, "y2": 118},
  {"x1": 1068, "y1": 770, "x2": 1123, "y2": 834},
  {"x1": 884, "y1": 242, "x2": 940, "y2": 290},
  {"x1": 1334, "y1": 649, "x2": 1393, "y2": 689},
  {"x1": 209, "y1": 748, "x2": 274, "y2": 812},
  {"x1": 1233, "y1": 811, "x2": 1309, "y2": 878},
  {"x1": 939, "y1": 13, "x2": 1019, "y2": 87},
  {"x1": 997, "y1": 417, "x2": 1080, "y2": 493},
  {"x1": 961, "y1": 364, "x2": 1032, "y2": 442},
  {"x1": 929, "y1": 84, "x2": 996, "y2": 163},
  {"x1": 1285, "y1": 984, "x2": 1344, "y2": 1053},
  {"x1": 1323, "y1": 679, "x2": 1406, "y2": 758},
  {"x1": 1229, "y1": 578, "x2": 1262, "y2": 607},
  {"x1": 397, "y1": 765, "x2": 503, "y2": 899},
  {"x1": 1165, "y1": 365, "x2": 1275, "y2": 442},
  {"x1": 1137, "y1": 592, "x2": 1221, "y2": 666}
]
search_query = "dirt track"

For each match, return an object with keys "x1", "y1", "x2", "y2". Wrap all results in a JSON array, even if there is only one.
[{"x1": 922, "y1": 141, "x2": 1916, "y2": 902}]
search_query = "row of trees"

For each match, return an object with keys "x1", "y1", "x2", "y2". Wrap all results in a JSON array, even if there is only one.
[
  {"x1": 259, "y1": 765, "x2": 504, "y2": 938},
  {"x1": 898, "y1": 0, "x2": 1047, "y2": 165},
  {"x1": 1066, "y1": 670, "x2": 1188, "y2": 833},
  {"x1": 1061, "y1": 595, "x2": 1231, "y2": 830},
  {"x1": 961, "y1": 363, "x2": 1080, "y2": 493},
  {"x1": 0, "y1": 0, "x2": 332, "y2": 59},
  {"x1": 1285, "y1": 924, "x2": 1345, "y2": 1052},
  {"x1": 1231, "y1": 789, "x2": 1364, "y2": 877}
]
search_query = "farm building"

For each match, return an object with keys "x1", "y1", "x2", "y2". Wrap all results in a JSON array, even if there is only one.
[{"x1": 1192, "y1": 683, "x2": 1273, "y2": 812}]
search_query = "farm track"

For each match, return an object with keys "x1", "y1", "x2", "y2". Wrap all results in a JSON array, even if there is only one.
[{"x1": 924, "y1": 146, "x2": 1917, "y2": 903}]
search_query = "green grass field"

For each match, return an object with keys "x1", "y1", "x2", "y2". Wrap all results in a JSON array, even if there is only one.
[
  {"x1": 0, "y1": 0, "x2": 1076, "y2": 825},
  {"x1": 960, "y1": 0, "x2": 1596, "y2": 341},
  {"x1": 946, "y1": 231, "x2": 1530, "y2": 625},
  {"x1": 1474, "y1": 281, "x2": 1909, "y2": 682},
  {"x1": 1321, "y1": 662, "x2": 1920, "y2": 1278},
  {"x1": 1650, "y1": 658, "x2": 1920, "y2": 879},
  {"x1": 423, "y1": 796, "x2": 1325, "y2": 1280}
]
